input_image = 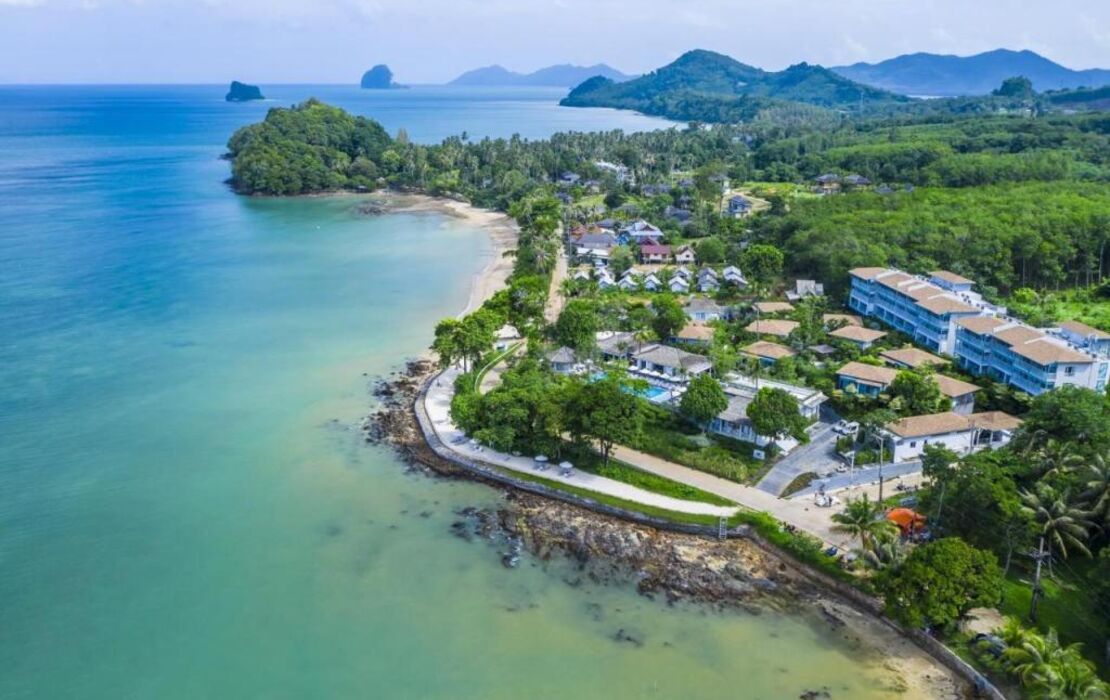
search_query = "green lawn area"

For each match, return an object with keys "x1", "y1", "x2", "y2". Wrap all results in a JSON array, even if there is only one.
[
  {"x1": 575, "y1": 453, "x2": 735, "y2": 507},
  {"x1": 999, "y1": 568, "x2": 1109, "y2": 673},
  {"x1": 490, "y1": 465, "x2": 742, "y2": 528},
  {"x1": 629, "y1": 411, "x2": 764, "y2": 483}
]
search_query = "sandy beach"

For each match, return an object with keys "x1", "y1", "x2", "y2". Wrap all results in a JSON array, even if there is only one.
[{"x1": 367, "y1": 192, "x2": 520, "y2": 317}]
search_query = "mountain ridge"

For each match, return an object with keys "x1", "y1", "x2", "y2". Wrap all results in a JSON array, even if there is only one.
[
  {"x1": 449, "y1": 63, "x2": 633, "y2": 87},
  {"x1": 832, "y1": 49, "x2": 1110, "y2": 96}
]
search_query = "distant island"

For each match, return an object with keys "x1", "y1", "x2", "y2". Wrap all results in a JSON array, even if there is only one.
[
  {"x1": 560, "y1": 48, "x2": 1109, "y2": 123},
  {"x1": 225, "y1": 81, "x2": 264, "y2": 102},
  {"x1": 449, "y1": 63, "x2": 633, "y2": 88},
  {"x1": 560, "y1": 49, "x2": 908, "y2": 122},
  {"x1": 361, "y1": 64, "x2": 403, "y2": 89},
  {"x1": 832, "y1": 49, "x2": 1110, "y2": 96}
]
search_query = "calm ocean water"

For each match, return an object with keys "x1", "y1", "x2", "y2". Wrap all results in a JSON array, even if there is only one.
[{"x1": 0, "y1": 85, "x2": 909, "y2": 699}]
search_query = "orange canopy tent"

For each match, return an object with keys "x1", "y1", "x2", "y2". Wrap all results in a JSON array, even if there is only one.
[{"x1": 886, "y1": 508, "x2": 926, "y2": 535}]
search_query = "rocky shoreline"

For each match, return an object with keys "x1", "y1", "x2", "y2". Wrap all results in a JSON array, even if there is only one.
[{"x1": 363, "y1": 361, "x2": 972, "y2": 699}]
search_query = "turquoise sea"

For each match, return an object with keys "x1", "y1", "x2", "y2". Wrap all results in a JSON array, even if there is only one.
[{"x1": 1, "y1": 85, "x2": 919, "y2": 699}]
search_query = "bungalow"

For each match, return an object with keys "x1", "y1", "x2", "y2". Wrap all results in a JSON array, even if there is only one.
[
  {"x1": 547, "y1": 346, "x2": 578, "y2": 374},
  {"x1": 668, "y1": 276, "x2": 690, "y2": 294},
  {"x1": 741, "y1": 340, "x2": 796, "y2": 365},
  {"x1": 786, "y1": 279, "x2": 825, "y2": 302},
  {"x1": 697, "y1": 270, "x2": 719, "y2": 293},
  {"x1": 494, "y1": 324, "x2": 522, "y2": 351},
  {"x1": 594, "y1": 160, "x2": 630, "y2": 183},
  {"x1": 823, "y1": 313, "x2": 862, "y2": 328},
  {"x1": 571, "y1": 269, "x2": 591, "y2": 282},
  {"x1": 672, "y1": 265, "x2": 692, "y2": 280},
  {"x1": 685, "y1": 297, "x2": 727, "y2": 322},
  {"x1": 596, "y1": 331, "x2": 638, "y2": 361},
  {"x1": 1053, "y1": 320, "x2": 1110, "y2": 358},
  {"x1": 597, "y1": 271, "x2": 616, "y2": 290},
  {"x1": 836, "y1": 361, "x2": 979, "y2": 414},
  {"x1": 814, "y1": 173, "x2": 841, "y2": 194},
  {"x1": 882, "y1": 411, "x2": 1021, "y2": 462},
  {"x1": 836, "y1": 362, "x2": 897, "y2": 398},
  {"x1": 555, "y1": 191, "x2": 573, "y2": 204},
  {"x1": 727, "y1": 194, "x2": 752, "y2": 217},
  {"x1": 722, "y1": 266, "x2": 746, "y2": 286},
  {"x1": 674, "y1": 323, "x2": 715, "y2": 345},
  {"x1": 574, "y1": 232, "x2": 617, "y2": 262},
  {"x1": 843, "y1": 174, "x2": 870, "y2": 187},
  {"x1": 880, "y1": 346, "x2": 945, "y2": 370},
  {"x1": 640, "y1": 242, "x2": 672, "y2": 264},
  {"x1": 829, "y1": 325, "x2": 888, "y2": 349},
  {"x1": 621, "y1": 220, "x2": 664, "y2": 242},
  {"x1": 617, "y1": 275, "x2": 639, "y2": 292},
  {"x1": 641, "y1": 183, "x2": 671, "y2": 197},
  {"x1": 754, "y1": 301, "x2": 795, "y2": 315},
  {"x1": 643, "y1": 273, "x2": 662, "y2": 292},
  {"x1": 631, "y1": 344, "x2": 713, "y2": 378},
  {"x1": 710, "y1": 376, "x2": 827, "y2": 450},
  {"x1": 745, "y1": 319, "x2": 799, "y2": 339},
  {"x1": 557, "y1": 171, "x2": 581, "y2": 186},
  {"x1": 674, "y1": 245, "x2": 697, "y2": 265}
]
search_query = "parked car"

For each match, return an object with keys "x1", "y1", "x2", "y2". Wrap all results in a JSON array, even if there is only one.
[{"x1": 832, "y1": 420, "x2": 859, "y2": 436}]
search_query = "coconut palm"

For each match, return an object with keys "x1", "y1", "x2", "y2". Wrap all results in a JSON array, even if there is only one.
[
  {"x1": 1020, "y1": 484, "x2": 1095, "y2": 560},
  {"x1": 831, "y1": 494, "x2": 897, "y2": 553},
  {"x1": 1080, "y1": 452, "x2": 1110, "y2": 526},
  {"x1": 1026, "y1": 439, "x2": 1084, "y2": 480},
  {"x1": 861, "y1": 528, "x2": 906, "y2": 570},
  {"x1": 999, "y1": 624, "x2": 1109, "y2": 699}
]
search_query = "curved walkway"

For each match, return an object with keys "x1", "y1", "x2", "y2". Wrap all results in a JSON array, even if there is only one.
[{"x1": 424, "y1": 366, "x2": 736, "y2": 517}]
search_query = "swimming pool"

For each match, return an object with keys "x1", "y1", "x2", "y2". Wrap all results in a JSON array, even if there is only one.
[{"x1": 590, "y1": 372, "x2": 670, "y2": 401}]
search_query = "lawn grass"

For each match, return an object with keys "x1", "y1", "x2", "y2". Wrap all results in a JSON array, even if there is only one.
[
  {"x1": 578, "y1": 456, "x2": 736, "y2": 507},
  {"x1": 491, "y1": 466, "x2": 741, "y2": 528},
  {"x1": 629, "y1": 412, "x2": 762, "y2": 483},
  {"x1": 998, "y1": 569, "x2": 1109, "y2": 673}
]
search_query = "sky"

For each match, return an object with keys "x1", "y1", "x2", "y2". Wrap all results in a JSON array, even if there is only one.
[{"x1": 1, "y1": 0, "x2": 1108, "y2": 84}]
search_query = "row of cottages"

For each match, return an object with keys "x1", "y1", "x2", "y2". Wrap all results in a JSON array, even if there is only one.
[
  {"x1": 813, "y1": 173, "x2": 870, "y2": 195},
  {"x1": 709, "y1": 375, "x2": 827, "y2": 452},
  {"x1": 882, "y1": 411, "x2": 1022, "y2": 462},
  {"x1": 576, "y1": 332, "x2": 715, "y2": 382},
  {"x1": 849, "y1": 267, "x2": 1110, "y2": 395},
  {"x1": 835, "y1": 361, "x2": 981, "y2": 414}
]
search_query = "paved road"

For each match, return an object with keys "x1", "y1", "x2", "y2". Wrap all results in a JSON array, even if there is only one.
[
  {"x1": 609, "y1": 443, "x2": 857, "y2": 549},
  {"x1": 755, "y1": 420, "x2": 841, "y2": 495},
  {"x1": 793, "y1": 460, "x2": 923, "y2": 499}
]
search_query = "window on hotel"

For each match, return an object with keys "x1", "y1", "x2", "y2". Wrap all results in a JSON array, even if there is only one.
[
  {"x1": 1065, "y1": 366, "x2": 1074, "y2": 376},
  {"x1": 909, "y1": 441, "x2": 917, "y2": 448}
]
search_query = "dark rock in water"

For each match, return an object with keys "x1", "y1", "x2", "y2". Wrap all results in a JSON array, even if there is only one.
[
  {"x1": 799, "y1": 688, "x2": 831, "y2": 700},
  {"x1": 226, "y1": 81, "x2": 264, "y2": 102},
  {"x1": 324, "y1": 523, "x2": 344, "y2": 538},
  {"x1": 611, "y1": 628, "x2": 644, "y2": 647},
  {"x1": 355, "y1": 203, "x2": 386, "y2": 216},
  {"x1": 360, "y1": 64, "x2": 401, "y2": 89}
]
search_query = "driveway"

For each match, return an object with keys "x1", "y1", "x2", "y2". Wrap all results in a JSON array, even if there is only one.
[{"x1": 755, "y1": 418, "x2": 842, "y2": 496}]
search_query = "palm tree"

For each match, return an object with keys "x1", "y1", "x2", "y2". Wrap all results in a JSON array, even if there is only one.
[
  {"x1": 1002, "y1": 626, "x2": 1063, "y2": 693},
  {"x1": 999, "y1": 624, "x2": 1109, "y2": 699},
  {"x1": 1080, "y1": 452, "x2": 1110, "y2": 526},
  {"x1": 1020, "y1": 484, "x2": 1095, "y2": 560},
  {"x1": 1026, "y1": 439, "x2": 1083, "y2": 480},
  {"x1": 831, "y1": 494, "x2": 896, "y2": 553},
  {"x1": 862, "y1": 528, "x2": 906, "y2": 570}
]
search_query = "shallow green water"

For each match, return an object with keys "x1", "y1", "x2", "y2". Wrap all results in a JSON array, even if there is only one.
[{"x1": 0, "y1": 86, "x2": 925, "y2": 699}]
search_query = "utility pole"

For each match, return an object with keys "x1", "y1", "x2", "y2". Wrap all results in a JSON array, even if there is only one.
[{"x1": 1029, "y1": 536, "x2": 1049, "y2": 622}]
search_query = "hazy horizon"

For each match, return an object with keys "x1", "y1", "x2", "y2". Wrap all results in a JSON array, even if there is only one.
[{"x1": 1, "y1": 0, "x2": 1108, "y2": 85}]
